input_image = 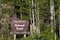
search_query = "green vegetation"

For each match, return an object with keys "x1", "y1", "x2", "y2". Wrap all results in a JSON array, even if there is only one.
[{"x1": 0, "y1": 0, "x2": 60, "y2": 40}]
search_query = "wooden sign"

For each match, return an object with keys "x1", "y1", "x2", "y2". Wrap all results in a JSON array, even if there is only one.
[{"x1": 10, "y1": 17, "x2": 29, "y2": 34}]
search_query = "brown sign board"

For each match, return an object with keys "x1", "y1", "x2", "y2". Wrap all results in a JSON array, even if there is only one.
[{"x1": 10, "y1": 17, "x2": 29, "y2": 33}]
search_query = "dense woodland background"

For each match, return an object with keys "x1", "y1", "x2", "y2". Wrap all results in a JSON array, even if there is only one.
[{"x1": 0, "y1": 0, "x2": 60, "y2": 40}]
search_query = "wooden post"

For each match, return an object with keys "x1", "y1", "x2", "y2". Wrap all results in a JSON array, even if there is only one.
[
  {"x1": 1, "y1": 34, "x2": 3, "y2": 40},
  {"x1": 24, "y1": 34, "x2": 26, "y2": 38},
  {"x1": 14, "y1": 34, "x2": 16, "y2": 40}
]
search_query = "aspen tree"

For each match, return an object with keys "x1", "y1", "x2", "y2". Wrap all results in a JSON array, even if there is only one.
[
  {"x1": 36, "y1": 0, "x2": 40, "y2": 33},
  {"x1": 50, "y1": 0, "x2": 56, "y2": 40},
  {"x1": 58, "y1": 0, "x2": 60, "y2": 36},
  {"x1": 32, "y1": 0, "x2": 35, "y2": 33}
]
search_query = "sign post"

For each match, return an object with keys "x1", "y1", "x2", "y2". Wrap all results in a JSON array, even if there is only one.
[
  {"x1": 24, "y1": 34, "x2": 26, "y2": 38},
  {"x1": 14, "y1": 34, "x2": 16, "y2": 40},
  {"x1": 10, "y1": 18, "x2": 30, "y2": 39}
]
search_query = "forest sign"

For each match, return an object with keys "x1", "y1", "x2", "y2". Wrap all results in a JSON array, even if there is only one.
[{"x1": 10, "y1": 18, "x2": 29, "y2": 34}]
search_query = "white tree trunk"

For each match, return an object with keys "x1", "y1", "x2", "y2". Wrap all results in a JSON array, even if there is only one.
[
  {"x1": 0, "y1": 1, "x2": 3, "y2": 40},
  {"x1": 59, "y1": 1, "x2": 60, "y2": 36},
  {"x1": 50, "y1": 0, "x2": 55, "y2": 32},
  {"x1": 50, "y1": 0, "x2": 56, "y2": 40},
  {"x1": 36, "y1": 0, "x2": 40, "y2": 33},
  {"x1": 32, "y1": 0, "x2": 35, "y2": 33}
]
